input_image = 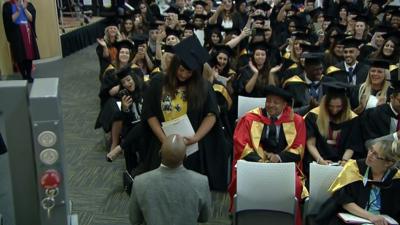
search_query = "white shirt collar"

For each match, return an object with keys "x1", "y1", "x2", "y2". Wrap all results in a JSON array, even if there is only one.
[
  {"x1": 304, "y1": 74, "x2": 319, "y2": 85},
  {"x1": 390, "y1": 103, "x2": 398, "y2": 116},
  {"x1": 345, "y1": 61, "x2": 358, "y2": 71}
]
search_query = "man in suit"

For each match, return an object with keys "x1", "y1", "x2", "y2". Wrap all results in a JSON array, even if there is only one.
[
  {"x1": 129, "y1": 134, "x2": 211, "y2": 225},
  {"x1": 327, "y1": 38, "x2": 370, "y2": 85}
]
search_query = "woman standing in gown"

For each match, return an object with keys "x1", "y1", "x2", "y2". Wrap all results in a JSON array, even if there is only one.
[
  {"x1": 3, "y1": 0, "x2": 40, "y2": 82},
  {"x1": 138, "y1": 36, "x2": 229, "y2": 191}
]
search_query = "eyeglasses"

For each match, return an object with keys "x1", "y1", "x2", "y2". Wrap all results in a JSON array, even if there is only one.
[{"x1": 368, "y1": 148, "x2": 387, "y2": 161}]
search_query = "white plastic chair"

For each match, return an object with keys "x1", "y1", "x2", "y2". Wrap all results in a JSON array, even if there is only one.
[
  {"x1": 237, "y1": 96, "x2": 266, "y2": 119},
  {"x1": 304, "y1": 163, "x2": 343, "y2": 224},
  {"x1": 235, "y1": 160, "x2": 297, "y2": 225}
]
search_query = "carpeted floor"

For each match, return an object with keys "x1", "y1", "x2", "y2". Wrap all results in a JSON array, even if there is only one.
[{"x1": 31, "y1": 44, "x2": 231, "y2": 225}]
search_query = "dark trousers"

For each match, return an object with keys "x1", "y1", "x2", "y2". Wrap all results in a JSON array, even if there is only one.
[{"x1": 17, "y1": 60, "x2": 33, "y2": 82}]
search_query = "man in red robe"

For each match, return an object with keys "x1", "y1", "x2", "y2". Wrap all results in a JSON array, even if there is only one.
[{"x1": 228, "y1": 85, "x2": 307, "y2": 225}]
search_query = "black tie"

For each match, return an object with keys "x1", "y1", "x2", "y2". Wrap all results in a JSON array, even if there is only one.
[
  {"x1": 348, "y1": 67, "x2": 354, "y2": 84},
  {"x1": 268, "y1": 116, "x2": 278, "y2": 147}
]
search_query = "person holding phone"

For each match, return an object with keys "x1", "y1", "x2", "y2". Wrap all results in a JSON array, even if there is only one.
[{"x1": 2, "y1": 0, "x2": 40, "y2": 83}]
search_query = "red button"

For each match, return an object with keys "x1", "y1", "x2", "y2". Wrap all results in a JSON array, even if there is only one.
[{"x1": 40, "y1": 170, "x2": 61, "y2": 189}]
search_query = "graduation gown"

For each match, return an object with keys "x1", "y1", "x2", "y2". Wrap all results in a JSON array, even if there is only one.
[
  {"x1": 328, "y1": 62, "x2": 370, "y2": 85},
  {"x1": 360, "y1": 104, "x2": 398, "y2": 145},
  {"x1": 139, "y1": 74, "x2": 229, "y2": 191},
  {"x1": 2, "y1": 2, "x2": 40, "y2": 62},
  {"x1": 228, "y1": 107, "x2": 307, "y2": 202},
  {"x1": 282, "y1": 74, "x2": 335, "y2": 116},
  {"x1": 316, "y1": 159, "x2": 400, "y2": 225},
  {"x1": 95, "y1": 64, "x2": 144, "y2": 131},
  {"x1": 304, "y1": 107, "x2": 361, "y2": 174}
]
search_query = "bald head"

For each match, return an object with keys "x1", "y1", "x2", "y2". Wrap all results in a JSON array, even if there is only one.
[{"x1": 160, "y1": 135, "x2": 187, "y2": 168}]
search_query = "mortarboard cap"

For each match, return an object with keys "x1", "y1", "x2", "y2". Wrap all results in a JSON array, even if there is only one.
[
  {"x1": 165, "y1": 6, "x2": 180, "y2": 15},
  {"x1": 264, "y1": 85, "x2": 293, "y2": 102},
  {"x1": 193, "y1": 14, "x2": 208, "y2": 21},
  {"x1": 193, "y1": 0, "x2": 208, "y2": 7},
  {"x1": 354, "y1": 14, "x2": 369, "y2": 23},
  {"x1": 303, "y1": 52, "x2": 325, "y2": 65},
  {"x1": 184, "y1": 23, "x2": 196, "y2": 31},
  {"x1": 165, "y1": 27, "x2": 182, "y2": 38},
  {"x1": 391, "y1": 7, "x2": 400, "y2": 17},
  {"x1": 178, "y1": 13, "x2": 191, "y2": 23},
  {"x1": 148, "y1": 22, "x2": 159, "y2": 30},
  {"x1": 132, "y1": 34, "x2": 148, "y2": 47},
  {"x1": 249, "y1": 41, "x2": 270, "y2": 52},
  {"x1": 291, "y1": 31, "x2": 309, "y2": 41},
  {"x1": 341, "y1": 37, "x2": 363, "y2": 49},
  {"x1": 173, "y1": 35, "x2": 210, "y2": 71},
  {"x1": 115, "y1": 40, "x2": 135, "y2": 51},
  {"x1": 368, "y1": 59, "x2": 390, "y2": 69},
  {"x1": 214, "y1": 44, "x2": 234, "y2": 57},
  {"x1": 116, "y1": 65, "x2": 133, "y2": 80},
  {"x1": 254, "y1": 2, "x2": 272, "y2": 11},
  {"x1": 370, "y1": 0, "x2": 384, "y2": 5},
  {"x1": 326, "y1": 22, "x2": 346, "y2": 33},
  {"x1": 322, "y1": 80, "x2": 353, "y2": 97}
]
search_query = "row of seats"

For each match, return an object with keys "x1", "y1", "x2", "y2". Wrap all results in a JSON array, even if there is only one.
[{"x1": 233, "y1": 161, "x2": 343, "y2": 225}]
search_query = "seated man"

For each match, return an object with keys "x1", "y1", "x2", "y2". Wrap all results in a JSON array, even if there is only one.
[
  {"x1": 129, "y1": 134, "x2": 211, "y2": 225},
  {"x1": 228, "y1": 85, "x2": 306, "y2": 225}
]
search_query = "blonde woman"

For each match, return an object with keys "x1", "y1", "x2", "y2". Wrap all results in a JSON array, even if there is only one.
[
  {"x1": 304, "y1": 81, "x2": 359, "y2": 172},
  {"x1": 96, "y1": 24, "x2": 123, "y2": 80},
  {"x1": 352, "y1": 60, "x2": 391, "y2": 114},
  {"x1": 316, "y1": 138, "x2": 400, "y2": 225}
]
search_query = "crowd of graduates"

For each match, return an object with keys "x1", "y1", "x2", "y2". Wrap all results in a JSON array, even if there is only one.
[{"x1": 92, "y1": 0, "x2": 400, "y2": 224}]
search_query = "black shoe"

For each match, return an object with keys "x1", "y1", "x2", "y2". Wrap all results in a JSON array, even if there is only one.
[{"x1": 28, "y1": 78, "x2": 34, "y2": 83}]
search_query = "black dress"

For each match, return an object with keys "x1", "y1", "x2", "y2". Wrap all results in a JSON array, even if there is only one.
[{"x1": 138, "y1": 74, "x2": 230, "y2": 191}]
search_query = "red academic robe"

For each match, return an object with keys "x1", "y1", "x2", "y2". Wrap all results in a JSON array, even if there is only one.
[{"x1": 228, "y1": 106, "x2": 307, "y2": 225}]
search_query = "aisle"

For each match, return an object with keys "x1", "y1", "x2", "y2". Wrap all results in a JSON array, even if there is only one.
[{"x1": 54, "y1": 44, "x2": 230, "y2": 225}]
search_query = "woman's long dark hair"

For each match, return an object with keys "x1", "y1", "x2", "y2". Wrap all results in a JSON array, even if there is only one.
[
  {"x1": 163, "y1": 55, "x2": 207, "y2": 110},
  {"x1": 251, "y1": 50, "x2": 276, "y2": 90}
]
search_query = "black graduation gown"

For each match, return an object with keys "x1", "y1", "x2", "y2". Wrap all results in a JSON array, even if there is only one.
[
  {"x1": 316, "y1": 159, "x2": 400, "y2": 225},
  {"x1": 139, "y1": 74, "x2": 230, "y2": 191},
  {"x1": 360, "y1": 104, "x2": 397, "y2": 143},
  {"x1": 2, "y1": 2, "x2": 40, "y2": 62},
  {"x1": 234, "y1": 66, "x2": 267, "y2": 97},
  {"x1": 283, "y1": 75, "x2": 335, "y2": 116},
  {"x1": 95, "y1": 65, "x2": 144, "y2": 131},
  {"x1": 304, "y1": 109, "x2": 361, "y2": 174},
  {"x1": 331, "y1": 62, "x2": 370, "y2": 85}
]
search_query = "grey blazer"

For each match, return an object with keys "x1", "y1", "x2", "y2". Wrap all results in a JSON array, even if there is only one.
[{"x1": 129, "y1": 166, "x2": 211, "y2": 225}]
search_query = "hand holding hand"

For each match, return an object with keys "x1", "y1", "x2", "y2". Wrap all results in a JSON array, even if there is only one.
[{"x1": 184, "y1": 136, "x2": 199, "y2": 146}]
